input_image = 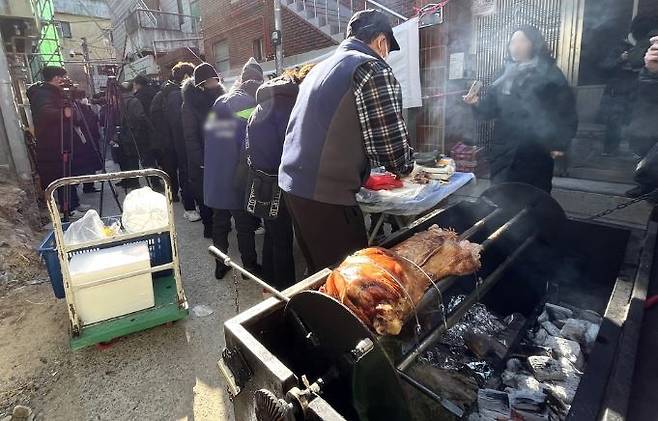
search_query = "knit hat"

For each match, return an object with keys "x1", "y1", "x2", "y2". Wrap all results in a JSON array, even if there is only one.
[
  {"x1": 240, "y1": 57, "x2": 264, "y2": 82},
  {"x1": 133, "y1": 74, "x2": 149, "y2": 86},
  {"x1": 193, "y1": 62, "x2": 220, "y2": 87}
]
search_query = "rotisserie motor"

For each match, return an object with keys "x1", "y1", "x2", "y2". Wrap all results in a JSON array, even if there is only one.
[{"x1": 322, "y1": 226, "x2": 482, "y2": 335}]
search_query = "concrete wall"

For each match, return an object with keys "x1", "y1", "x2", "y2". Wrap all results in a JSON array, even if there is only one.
[
  {"x1": 54, "y1": 0, "x2": 110, "y2": 18},
  {"x1": 54, "y1": 11, "x2": 113, "y2": 93},
  {"x1": 0, "y1": 0, "x2": 33, "y2": 18}
]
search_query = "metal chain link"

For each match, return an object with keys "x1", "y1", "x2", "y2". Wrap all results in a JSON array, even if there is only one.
[
  {"x1": 587, "y1": 189, "x2": 658, "y2": 220},
  {"x1": 232, "y1": 268, "x2": 240, "y2": 313}
]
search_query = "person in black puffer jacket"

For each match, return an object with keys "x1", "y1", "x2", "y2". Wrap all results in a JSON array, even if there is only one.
[
  {"x1": 244, "y1": 64, "x2": 314, "y2": 289},
  {"x1": 150, "y1": 62, "x2": 200, "y2": 218},
  {"x1": 181, "y1": 63, "x2": 225, "y2": 237}
]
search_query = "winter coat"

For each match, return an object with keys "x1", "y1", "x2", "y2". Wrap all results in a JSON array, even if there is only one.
[
  {"x1": 72, "y1": 102, "x2": 102, "y2": 175},
  {"x1": 627, "y1": 68, "x2": 658, "y2": 153},
  {"x1": 181, "y1": 77, "x2": 224, "y2": 200},
  {"x1": 474, "y1": 58, "x2": 577, "y2": 189},
  {"x1": 597, "y1": 40, "x2": 638, "y2": 126},
  {"x1": 204, "y1": 86, "x2": 257, "y2": 209},
  {"x1": 151, "y1": 80, "x2": 189, "y2": 161},
  {"x1": 26, "y1": 82, "x2": 80, "y2": 188},
  {"x1": 246, "y1": 76, "x2": 299, "y2": 173},
  {"x1": 119, "y1": 91, "x2": 151, "y2": 158}
]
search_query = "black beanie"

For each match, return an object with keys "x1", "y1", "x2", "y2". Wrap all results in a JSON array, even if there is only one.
[
  {"x1": 240, "y1": 57, "x2": 264, "y2": 82},
  {"x1": 194, "y1": 62, "x2": 220, "y2": 87}
]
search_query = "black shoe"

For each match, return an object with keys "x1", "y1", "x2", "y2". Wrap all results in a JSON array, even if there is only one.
[
  {"x1": 625, "y1": 185, "x2": 653, "y2": 198},
  {"x1": 215, "y1": 262, "x2": 230, "y2": 279},
  {"x1": 203, "y1": 224, "x2": 213, "y2": 239}
]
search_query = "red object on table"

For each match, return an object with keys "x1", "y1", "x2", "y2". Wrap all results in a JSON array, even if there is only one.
[{"x1": 365, "y1": 173, "x2": 403, "y2": 191}]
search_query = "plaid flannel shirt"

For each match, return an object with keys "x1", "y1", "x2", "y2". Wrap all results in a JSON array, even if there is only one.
[{"x1": 353, "y1": 60, "x2": 414, "y2": 176}]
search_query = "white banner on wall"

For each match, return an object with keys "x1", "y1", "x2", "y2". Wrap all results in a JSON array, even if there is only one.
[{"x1": 386, "y1": 17, "x2": 422, "y2": 109}]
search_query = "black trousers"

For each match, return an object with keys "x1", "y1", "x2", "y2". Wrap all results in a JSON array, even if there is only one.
[
  {"x1": 212, "y1": 208, "x2": 259, "y2": 269},
  {"x1": 262, "y1": 200, "x2": 295, "y2": 290},
  {"x1": 284, "y1": 193, "x2": 367, "y2": 273},
  {"x1": 158, "y1": 149, "x2": 196, "y2": 211}
]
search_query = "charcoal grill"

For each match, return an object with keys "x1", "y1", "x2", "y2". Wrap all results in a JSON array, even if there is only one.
[{"x1": 214, "y1": 183, "x2": 656, "y2": 421}]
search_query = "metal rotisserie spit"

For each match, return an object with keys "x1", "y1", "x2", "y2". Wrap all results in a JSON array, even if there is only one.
[{"x1": 216, "y1": 183, "x2": 655, "y2": 421}]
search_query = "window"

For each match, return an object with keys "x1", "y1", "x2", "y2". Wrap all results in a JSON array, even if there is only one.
[
  {"x1": 213, "y1": 40, "x2": 230, "y2": 74},
  {"x1": 252, "y1": 38, "x2": 263, "y2": 62},
  {"x1": 57, "y1": 21, "x2": 72, "y2": 38}
]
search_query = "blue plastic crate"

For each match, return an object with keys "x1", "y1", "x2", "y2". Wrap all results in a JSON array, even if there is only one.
[{"x1": 37, "y1": 223, "x2": 172, "y2": 299}]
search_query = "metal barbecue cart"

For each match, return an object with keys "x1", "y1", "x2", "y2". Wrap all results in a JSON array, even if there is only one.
[{"x1": 42, "y1": 169, "x2": 188, "y2": 350}]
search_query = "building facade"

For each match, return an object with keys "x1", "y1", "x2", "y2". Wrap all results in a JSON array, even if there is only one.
[
  {"x1": 108, "y1": 0, "x2": 203, "y2": 80},
  {"x1": 53, "y1": 0, "x2": 113, "y2": 93}
]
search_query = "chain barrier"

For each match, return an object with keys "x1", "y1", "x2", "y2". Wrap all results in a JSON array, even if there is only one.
[{"x1": 586, "y1": 189, "x2": 657, "y2": 221}]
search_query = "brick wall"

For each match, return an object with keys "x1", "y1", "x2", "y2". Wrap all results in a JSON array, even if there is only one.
[{"x1": 200, "y1": 0, "x2": 337, "y2": 74}]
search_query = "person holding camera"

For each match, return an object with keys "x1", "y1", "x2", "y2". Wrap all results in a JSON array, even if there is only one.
[{"x1": 27, "y1": 66, "x2": 88, "y2": 215}]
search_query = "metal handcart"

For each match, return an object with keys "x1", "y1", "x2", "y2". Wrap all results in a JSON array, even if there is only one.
[{"x1": 41, "y1": 169, "x2": 188, "y2": 350}]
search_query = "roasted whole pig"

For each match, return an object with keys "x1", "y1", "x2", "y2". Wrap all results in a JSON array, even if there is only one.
[{"x1": 322, "y1": 226, "x2": 482, "y2": 335}]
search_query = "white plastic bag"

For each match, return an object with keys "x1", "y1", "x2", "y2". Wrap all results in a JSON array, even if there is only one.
[
  {"x1": 64, "y1": 209, "x2": 106, "y2": 245},
  {"x1": 122, "y1": 186, "x2": 169, "y2": 233}
]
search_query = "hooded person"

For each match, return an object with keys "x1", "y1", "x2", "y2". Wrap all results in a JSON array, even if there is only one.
[
  {"x1": 182, "y1": 62, "x2": 225, "y2": 237},
  {"x1": 244, "y1": 64, "x2": 314, "y2": 289},
  {"x1": 204, "y1": 57, "x2": 264, "y2": 279}
]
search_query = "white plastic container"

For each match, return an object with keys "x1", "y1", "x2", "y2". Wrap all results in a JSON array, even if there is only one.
[{"x1": 69, "y1": 242, "x2": 154, "y2": 325}]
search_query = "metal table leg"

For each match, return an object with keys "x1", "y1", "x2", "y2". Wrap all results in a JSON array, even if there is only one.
[{"x1": 368, "y1": 213, "x2": 387, "y2": 245}]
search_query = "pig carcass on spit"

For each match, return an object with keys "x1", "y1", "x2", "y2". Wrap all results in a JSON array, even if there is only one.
[{"x1": 322, "y1": 226, "x2": 482, "y2": 335}]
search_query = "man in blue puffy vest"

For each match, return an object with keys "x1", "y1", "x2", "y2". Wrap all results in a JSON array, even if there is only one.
[{"x1": 279, "y1": 10, "x2": 414, "y2": 272}]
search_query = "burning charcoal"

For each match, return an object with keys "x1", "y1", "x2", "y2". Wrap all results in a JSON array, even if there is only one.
[
  {"x1": 540, "y1": 358, "x2": 582, "y2": 406},
  {"x1": 408, "y1": 364, "x2": 479, "y2": 408},
  {"x1": 533, "y1": 328, "x2": 549, "y2": 345},
  {"x1": 509, "y1": 388, "x2": 547, "y2": 414},
  {"x1": 464, "y1": 332, "x2": 507, "y2": 359},
  {"x1": 559, "y1": 319, "x2": 589, "y2": 344},
  {"x1": 527, "y1": 356, "x2": 569, "y2": 381},
  {"x1": 506, "y1": 358, "x2": 523, "y2": 373},
  {"x1": 544, "y1": 336, "x2": 584, "y2": 370},
  {"x1": 478, "y1": 389, "x2": 510, "y2": 420},
  {"x1": 511, "y1": 408, "x2": 550, "y2": 421},
  {"x1": 545, "y1": 303, "x2": 573, "y2": 322},
  {"x1": 578, "y1": 309, "x2": 603, "y2": 325},
  {"x1": 510, "y1": 343, "x2": 553, "y2": 360},
  {"x1": 540, "y1": 321, "x2": 562, "y2": 337},
  {"x1": 584, "y1": 322, "x2": 600, "y2": 353},
  {"x1": 505, "y1": 374, "x2": 543, "y2": 393}
]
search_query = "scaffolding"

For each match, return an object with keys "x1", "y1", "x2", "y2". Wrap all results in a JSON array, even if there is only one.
[{"x1": 30, "y1": 0, "x2": 64, "y2": 81}]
